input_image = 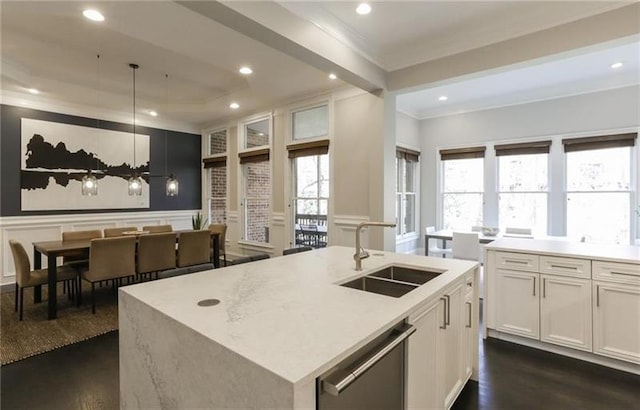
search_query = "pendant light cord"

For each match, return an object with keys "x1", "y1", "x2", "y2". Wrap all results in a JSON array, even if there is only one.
[
  {"x1": 132, "y1": 64, "x2": 136, "y2": 173},
  {"x1": 96, "y1": 54, "x2": 100, "y2": 172},
  {"x1": 164, "y1": 73, "x2": 168, "y2": 177}
]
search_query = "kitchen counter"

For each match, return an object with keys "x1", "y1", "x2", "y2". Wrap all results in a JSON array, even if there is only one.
[
  {"x1": 119, "y1": 246, "x2": 478, "y2": 408},
  {"x1": 484, "y1": 238, "x2": 640, "y2": 264}
]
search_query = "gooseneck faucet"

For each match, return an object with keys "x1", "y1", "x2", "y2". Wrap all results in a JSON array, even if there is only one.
[{"x1": 354, "y1": 221, "x2": 397, "y2": 271}]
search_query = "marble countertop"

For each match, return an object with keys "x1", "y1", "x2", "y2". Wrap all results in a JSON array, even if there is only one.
[
  {"x1": 484, "y1": 238, "x2": 640, "y2": 264},
  {"x1": 120, "y1": 246, "x2": 477, "y2": 386}
]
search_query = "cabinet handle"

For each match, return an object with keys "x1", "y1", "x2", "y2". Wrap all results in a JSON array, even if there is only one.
[
  {"x1": 532, "y1": 276, "x2": 536, "y2": 297},
  {"x1": 445, "y1": 295, "x2": 451, "y2": 326},
  {"x1": 610, "y1": 271, "x2": 638, "y2": 277},
  {"x1": 440, "y1": 297, "x2": 447, "y2": 329},
  {"x1": 550, "y1": 264, "x2": 578, "y2": 270},
  {"x1": 466, "y1": 302, "x2": 472, "y2": 328},
  {"x1": 505, "y1": 259, "x2": 528, "y2": 265},
  {"x1": 596, "y1": 285, "x2": 600, "y2": 308},
  {"x1": 542, "y1": 278, "x2": 546, "y2": 298}
]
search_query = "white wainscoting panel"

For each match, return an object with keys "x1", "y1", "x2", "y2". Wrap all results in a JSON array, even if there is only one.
[
  {"x1": 0, "y1": 210, "x2": 198, "y2": 285},
  {"x1": 332, "y1": 215, "x2": 369, "y2": 248}
]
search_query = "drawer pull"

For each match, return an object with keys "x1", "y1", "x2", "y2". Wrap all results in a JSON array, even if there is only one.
[
  {"x1": 445, "y1": 295, "x2": 451, "y2": 325},
  {"x1": 610, "y1": 271, "x2": 639, "y2": 277},
  {"x1": 440, "y1": 297, "x2": 447, "y2": 329},
  {"x1": 550, "y1": 264, "x2": 578, "y2": 270},
  {"x1": 505, "y1": 259, "x2": 528, "y2": 265}
]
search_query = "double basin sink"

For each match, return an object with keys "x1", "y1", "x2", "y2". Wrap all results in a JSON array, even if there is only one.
[{"x1": 340, "y1": 266, "x2": 443, "y2": 298}]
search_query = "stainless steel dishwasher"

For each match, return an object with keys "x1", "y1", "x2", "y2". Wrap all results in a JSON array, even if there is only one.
[{"x1": 317, "y1": 322, "x2": 415, "y2": 410}]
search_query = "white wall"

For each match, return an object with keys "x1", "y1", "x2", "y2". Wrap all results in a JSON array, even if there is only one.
[
  {"x1": 419, "y1": 85, "x2": 640, "y2": 240},
  {"x1": 397, "y1": 111, "x2": 421, "y2": 148}
]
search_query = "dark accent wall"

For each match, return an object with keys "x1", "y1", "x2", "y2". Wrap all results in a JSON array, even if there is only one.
[{"x1": 0, "y1": 104, "x2": 201, "y2": 216}]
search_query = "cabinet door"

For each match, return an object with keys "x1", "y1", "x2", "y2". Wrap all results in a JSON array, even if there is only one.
[
  {"x1": 406, "y1": 298, "x2": 444, "y2": 410},
  {"x1": 495, "y1": 270, "x2": 539, "y2": 339},
  {"x1": 540, "y1": 275, "x2": 592, "y2": 351},
  {"x1": 442, "y1": 282, "x2": 464, "y2": 410},
  {"x1": 593, "y1": 281, "x2": 640, "y2": 364}
]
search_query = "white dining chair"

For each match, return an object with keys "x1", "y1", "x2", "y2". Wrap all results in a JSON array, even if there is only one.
[
  {"x1": 426, "y1": 226, "x2": 452, "y2": 258},
  {"x1": 452, "y1": 232, "x2": 484, "y2": 299}
]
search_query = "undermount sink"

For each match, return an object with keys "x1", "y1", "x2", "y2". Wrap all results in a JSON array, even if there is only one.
[{"x1": 340, "y1": 266, "x2": 444, "y2": 298}]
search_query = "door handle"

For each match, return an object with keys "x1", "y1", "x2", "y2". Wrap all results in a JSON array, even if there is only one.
[
  {"x1": 542, "y1": 278, "x2": 546, "y2": 298},
  {"x1": 533, "y1": 276, "x2": 536, "y2": 297},
  {"x1": 322, "y1": 324, "x2": 416, "y2": 396},
  {"x1": 466, "y1": 301, "x2": 472, "y2": 328},
  {"x1": 596, "y1": 285, "x2": 600, "y2": 308}
]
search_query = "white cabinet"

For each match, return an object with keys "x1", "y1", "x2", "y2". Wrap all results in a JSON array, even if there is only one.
[
  {"x1": 407, "y1": 277, "x2": 475, "y2": 410},
  {"x1": 593, "y1": 281, "x2": 640, "y2": 364},
  {"x1": 495, "y1": 269, "x2": 539, "y2": 339},
  {"x1": 540, "y1": 274, "x2": 592, "y2": 351}
]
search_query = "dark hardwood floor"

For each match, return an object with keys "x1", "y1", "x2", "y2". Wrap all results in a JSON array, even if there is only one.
[{"x1": 1, "y1": 331, "x2": 639, "y2": 409}]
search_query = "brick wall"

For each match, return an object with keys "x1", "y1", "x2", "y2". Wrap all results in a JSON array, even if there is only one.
[
  {"x1": 246, "y1": 128, "x2": 269, "y2": 148},
  {"x1": 209, "y1": 130, "x2": 226, "y2": 155},
  {"x1": 209, "y1": 166, "x2": 226, "y2": 223},
  {"x1": 245, "y1": 160, "x2": 270, "y2": 242}
]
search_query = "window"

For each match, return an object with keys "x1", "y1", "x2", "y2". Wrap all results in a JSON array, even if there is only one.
[
  {"x1": 240, "y1": 117, "x2": 272, "y2": 244},
  {"x1": 292, "y1": 105, "x2": 328, "y2": 141},
  {"x1": 204, "y1": 129, "x2": 227, "y2": 223},
  {"x1": 289, "y1": 103, "x2": 330, "y2": 248},
  {"x1": 441, "y1": 147, "x2": 485, "y2": 230},
  {"x1": 564, "y1": 134, "x2": 636, "y2": 244},
  {"x1": 396, "y1": 148, "x2": 419, "y2": 237},
  {"x1": 497, "y1": 141, "x2": 550, "y2": 236}
]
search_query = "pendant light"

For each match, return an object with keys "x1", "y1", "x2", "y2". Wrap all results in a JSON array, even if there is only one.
[
  {"x1": 164, "y1": 74, "x2": 179, "y2": 196},
  {"x1": 82, "y1": 54, "x2": 101, "y2": 196},
  {"x1": 128, "y1": 63, "x2": 143, "y2": 196}
]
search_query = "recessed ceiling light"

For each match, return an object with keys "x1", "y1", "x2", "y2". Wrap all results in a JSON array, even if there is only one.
[
  {"x1": 148, "y1": 110, "x2": 158, "y2": 117},
  {"x1": 83, "y1": 9, "x2": 105, "y2": 22},
  {"x1": 356, "y1": 3, "x2": 371, "y2": 15},
  {"x1": 438, "y1": 96, "x2": 448, "y2": 101},
  {"x1": 329, "y1": 73, "x2": 337, "y2": 80},
  {"x1": 611, "y1": 62, "x2": 623, "y2": 69},
  {"x1": 229, "y1": 102, "x2": 240, "y2": 110},
  {"x1": 239, "y1": 66, "x2": 253, "y2": 75},
  {"x1": 28, "y1": 88, "x2": 39, "y2": 95}
]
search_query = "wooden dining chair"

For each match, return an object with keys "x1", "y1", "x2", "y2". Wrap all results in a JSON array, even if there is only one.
[
  {"x1": 103, "y1": 227, "x2": 137, "y2": 238},
  {"x1": 137, "y1": 233, "x2": 177, "y2": 280},
  {"x1": 80, "y1": 236, "x2": 136, "y2": 313},
  {"x1": 208, "y1": 224, "x2": 227, "y2": 266},
  {"x1": 9, "y1": 240, "x2": 78, "y2": 320},
  {"x1": 142, "y1": 225, "x2": 173, "y2": 233},
  {"x1": 177, "y1": 230, "x2": 213, "y2": 269}
]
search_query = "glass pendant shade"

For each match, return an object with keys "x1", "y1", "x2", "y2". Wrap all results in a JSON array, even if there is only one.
[
  {"x1": 81, "y1": 171, "x2": 98, "y2": 196},
  {"x1": 128, "y1": 174, "x2": 143, "y2": 196},
  {"x1": 166, "y1": 174, "x2": 179, "y2": 196}
]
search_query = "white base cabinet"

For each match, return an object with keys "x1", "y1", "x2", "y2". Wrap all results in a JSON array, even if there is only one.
[
  {"x1": 407, "y1": 271, "x2": 477, "y2": 410},
  {"x1": 540, "y1": 274, "x2": 592, "y2": 352},
  {"x1": 486, "y1": 244, "x2": 640, "y2": 370},
  {"x1": 495, "y1": 270, "x2": 539, "y2": 339},
  {"x1": 593, "y1": 281, "x2": 640, "y2": 364}
]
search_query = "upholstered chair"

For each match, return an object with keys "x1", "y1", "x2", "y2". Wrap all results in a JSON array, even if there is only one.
[
  {"x1": 62, "y1": 229, "x2": 103, "y2": 265},
  {"x1": 103, "y1": 227, "x2": 137, "y2": 238},
  {"x1": 142, "y1": 225, "x2": 173, "y2": 233},
  {"x1": 177, "y1": 230, "x2": 212, "y2": 268},
  {"x1": 9, "y1": 240, "x2": 77, "y2": 320},
  {"x1": 137, "y1": 233, "x2": 177, "y2": 279},
  {"x1": 80, "y1": 236, "x2": 136, "y2": 313},
  {"x1": 208, "y1": 224, "x2": 227, "y2": 266}
]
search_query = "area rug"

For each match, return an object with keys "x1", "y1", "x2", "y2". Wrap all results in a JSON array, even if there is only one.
[{"x1": 0, "y1": 283, "x2": 119, "y2": 365}]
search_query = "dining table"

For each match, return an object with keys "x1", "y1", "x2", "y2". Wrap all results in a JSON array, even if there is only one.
[{"x1": 32, "y1": 230, "x2": 220, "y2": 320}]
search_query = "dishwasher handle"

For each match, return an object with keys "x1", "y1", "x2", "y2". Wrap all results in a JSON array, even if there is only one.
[{"x1": 322, "y1": 324, "x2": 416, "y2": 396}]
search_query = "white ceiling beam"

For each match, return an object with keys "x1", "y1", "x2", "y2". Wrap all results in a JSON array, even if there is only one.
[
  {"x1": 176, "y1": 1, "x2": 386, "y2": 93},
  {"x1": 387, "y1": 3, "x2": 640, "y2": 93}
]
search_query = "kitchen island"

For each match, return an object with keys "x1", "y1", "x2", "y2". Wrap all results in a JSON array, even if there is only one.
[{"x1": 119, "y1": 246, "x2": 479, "y2": 409}]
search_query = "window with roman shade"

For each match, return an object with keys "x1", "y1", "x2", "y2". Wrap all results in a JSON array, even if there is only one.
[
  {"x1": 440, "y1": 147, "x2": 485, "y2": 230},
  {"x1": 396, "y1": 147, "x2": 420, "y2": 237},
  {"x1": 204, "y1": 129, "x2": 228, "y2": 223}
]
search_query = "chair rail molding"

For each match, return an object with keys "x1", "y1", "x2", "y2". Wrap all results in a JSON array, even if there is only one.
[{"x1": 0, "y1": 210, "x2": 197, "y2": 284}]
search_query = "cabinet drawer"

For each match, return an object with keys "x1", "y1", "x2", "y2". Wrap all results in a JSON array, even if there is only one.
[
  {"x1": 495, "y1": 251, "x2": 539, "y2": 272},
  {"x1": 592, "y1": 261, "x2": 640, "y2": 285},
  {"x1": 540, "y1": 256, "x2": 591, "y2": 278}
]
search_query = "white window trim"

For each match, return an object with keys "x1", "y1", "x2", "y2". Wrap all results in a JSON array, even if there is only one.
[
  {"x1": 202, "y1": 127, "x2": 229, "y2": 224},
  {"x1": 396, "y1": 156, "x2": 420, "y2": 239}
]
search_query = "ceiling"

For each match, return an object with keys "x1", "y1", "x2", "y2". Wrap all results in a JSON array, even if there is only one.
[{"x1": 1, "y1": 1, "x2": 637, "y2": 130}]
